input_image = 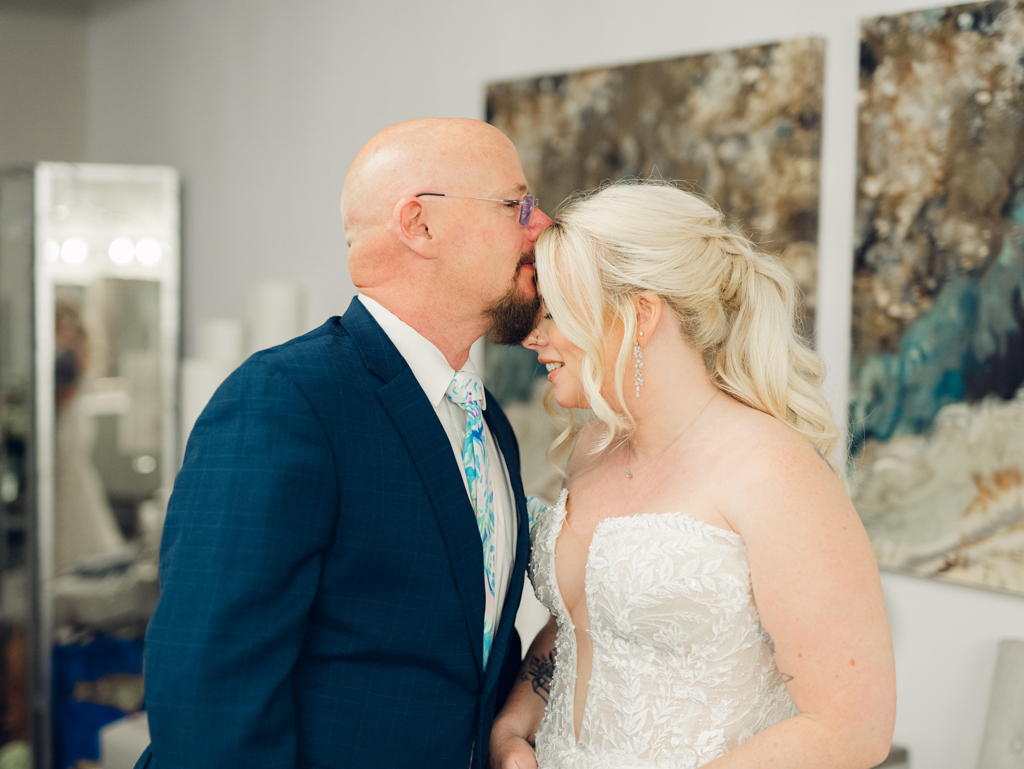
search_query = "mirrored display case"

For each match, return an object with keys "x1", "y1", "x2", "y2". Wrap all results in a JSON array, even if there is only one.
[{"x1": 0, "y1": 163, "x2": 179, "y2": 768}]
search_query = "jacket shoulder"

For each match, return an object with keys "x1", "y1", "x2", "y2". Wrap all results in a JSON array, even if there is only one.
[
  {"x1": 211, "y1": 317, "x2": 374, "y2": 413},
  {"x1": 243, "y1": 316, "x2": 369, "y2": 379}
]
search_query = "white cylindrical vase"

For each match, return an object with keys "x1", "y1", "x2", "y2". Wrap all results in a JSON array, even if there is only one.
[
  {"x1": 247, "y1": 281, "x2": 305, "y2": 355},
  {"x1": 977, "y1": 638, "x2": 1024, "y2": 768},
  {"x1": 198, "y1": 317, "x2": 246, "y2": 372}
]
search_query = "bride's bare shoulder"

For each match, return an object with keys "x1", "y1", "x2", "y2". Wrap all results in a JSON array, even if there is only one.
[
  {"x1": 715, "y1": 399, "x2": 841, "y2": 512},
  {"x1": 720, "y1": 397, "x2": 830, "y2": 468}
]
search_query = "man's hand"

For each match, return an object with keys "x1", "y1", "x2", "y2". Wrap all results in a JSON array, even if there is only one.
[{"x1": 489, "y1": 723, "x2": 538, "y2": 769}]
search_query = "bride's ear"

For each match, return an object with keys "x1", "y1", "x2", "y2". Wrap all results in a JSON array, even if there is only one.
[{"x1": 634, "y1": 294, "x2": 662, "y2": 344}]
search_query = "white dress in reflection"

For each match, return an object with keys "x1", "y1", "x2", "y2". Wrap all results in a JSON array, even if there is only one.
[
  {"x1": 54, "y1": 398, "x2": 126, "y2": 575},
  {"x1": 529, "y1": 490, "x2": 796, "y2": 769}
]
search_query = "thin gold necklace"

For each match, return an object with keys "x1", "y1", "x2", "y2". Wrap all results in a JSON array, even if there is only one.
[{"x1": 623, "y1": 391, "x2": 718, "y2": 479}]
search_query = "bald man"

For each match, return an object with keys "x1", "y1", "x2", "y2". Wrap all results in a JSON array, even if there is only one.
[{"x1": 135, "y1": 119, "x2": 551, "y2": 769}]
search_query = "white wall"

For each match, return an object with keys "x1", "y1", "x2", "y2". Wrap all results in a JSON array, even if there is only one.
[
  {"x1": 81, "y1": 1, "x2": 1024, "y2": 766},
  {"x1": 0, "y1": 5, "x2": 87, "y2": 167}
]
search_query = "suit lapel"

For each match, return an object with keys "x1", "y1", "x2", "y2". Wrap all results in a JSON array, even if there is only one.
[{"x1": 342, "y1": 299, "x2": 486, "y2": 675}]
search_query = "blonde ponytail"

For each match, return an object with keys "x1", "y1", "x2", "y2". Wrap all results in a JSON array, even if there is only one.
[{"x1": 711, "y1": 247, "x2": 837, "y2": 458}]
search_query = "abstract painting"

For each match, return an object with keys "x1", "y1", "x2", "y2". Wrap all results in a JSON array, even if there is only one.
[
  {"x1": 851, "y1": 1, "x2": 1024, "y2": 595},
  {"x1": 484, "y1": 38, "x2": 826, "y2": 502}
]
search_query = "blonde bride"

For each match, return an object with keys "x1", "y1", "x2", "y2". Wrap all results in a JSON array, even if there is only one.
[{"x1": 490, "y1": 181, "x2": 896, "y2": 769}]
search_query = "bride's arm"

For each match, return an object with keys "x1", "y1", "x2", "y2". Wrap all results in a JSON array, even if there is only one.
[
  {"x1": 489, "y1": 615, "x2": 558, "y2": 769},
  {"x1": 705, "y1": 430, "x2": 896, "y2": 769},
  {"x1": 490, "y1": 425, "x2": 596, "y2": 768}
]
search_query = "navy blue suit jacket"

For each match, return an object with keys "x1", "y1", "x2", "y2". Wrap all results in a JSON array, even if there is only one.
[{"x1": 137, "y1": 298, "x2": 530, "y2": 769}]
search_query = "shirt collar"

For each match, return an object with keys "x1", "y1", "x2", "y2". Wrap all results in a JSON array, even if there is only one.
[{"x1": 357, "y1": 294, "x2": 486, "y2": 410}]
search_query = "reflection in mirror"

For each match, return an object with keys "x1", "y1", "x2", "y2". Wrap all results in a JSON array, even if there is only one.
[
  {"x1": 53, "y1": 295, "x2": 126, "y2": 576},
  {"x1": 0, "y1": 164, "x2": 179, "y2": 769}
]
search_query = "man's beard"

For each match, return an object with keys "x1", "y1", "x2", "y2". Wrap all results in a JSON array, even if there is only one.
[{"x1": 485, "y1": 253, "x2": 541, "y2": 346}]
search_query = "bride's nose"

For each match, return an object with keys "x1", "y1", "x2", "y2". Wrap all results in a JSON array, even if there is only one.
[{"x1": 522, "y1": 324, "x2": 546, "y2": 352}]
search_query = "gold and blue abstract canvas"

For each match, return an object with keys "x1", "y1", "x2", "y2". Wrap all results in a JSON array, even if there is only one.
[
  {"x1": 851, "y1": 1, "x2": 1024, "y2": 595},
  {"x1": 485, "y1": 39, "x2": 826, "y2": 502}
]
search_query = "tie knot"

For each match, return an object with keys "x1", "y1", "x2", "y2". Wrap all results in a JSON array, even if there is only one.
[{"x1": 446, "y1": 370, "x2": 484, "y2": 409}]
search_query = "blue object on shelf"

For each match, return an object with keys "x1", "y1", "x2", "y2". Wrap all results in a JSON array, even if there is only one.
[{"x1": 52, "y1": 635, "x2": 144, "y2": 769}]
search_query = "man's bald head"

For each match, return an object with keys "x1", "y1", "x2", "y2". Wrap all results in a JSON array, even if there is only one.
[
  {"x1": 339, "y1": 118, "x2": 547, "y2": 366},
  {"x1": 341, "y1": 118, "x2": 520, "y2": 238}
]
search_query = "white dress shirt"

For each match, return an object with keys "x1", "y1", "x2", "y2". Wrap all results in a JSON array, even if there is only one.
[{"x1": 358, "y1": 295, "x2": 519, "y2": 636}]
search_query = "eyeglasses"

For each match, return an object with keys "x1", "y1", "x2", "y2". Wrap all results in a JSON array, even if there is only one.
[{"x1": 415, "y1": 192, "x2": 538, "y2": 227}]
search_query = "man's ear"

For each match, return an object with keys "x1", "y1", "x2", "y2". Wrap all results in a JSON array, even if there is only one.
[{"x1": 393, "y1": 196, "x2": 440, "y2": 259}]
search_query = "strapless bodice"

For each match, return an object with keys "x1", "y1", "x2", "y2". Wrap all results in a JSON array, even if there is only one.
[{"x1": 528, "y1": 489, "x2": 796, "y2": 769}]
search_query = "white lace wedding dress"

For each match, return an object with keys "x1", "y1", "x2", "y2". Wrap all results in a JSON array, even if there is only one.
[{"x1": 529, "y1": 489, "x2": 796, "y2": 769}]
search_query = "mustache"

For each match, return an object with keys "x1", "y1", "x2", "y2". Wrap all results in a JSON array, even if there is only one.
[{"x1": 516, "y1": 250, "x2": 538, "y2": 291}]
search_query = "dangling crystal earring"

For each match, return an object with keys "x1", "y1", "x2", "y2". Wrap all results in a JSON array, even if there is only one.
[{"x1": 633, "y1": 331, "x2": 644, "y2": 397}]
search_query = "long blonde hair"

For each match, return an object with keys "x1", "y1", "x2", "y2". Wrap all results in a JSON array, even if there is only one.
[{"x1": 536, "y1": 180, "x2": 838, "y2": 463}]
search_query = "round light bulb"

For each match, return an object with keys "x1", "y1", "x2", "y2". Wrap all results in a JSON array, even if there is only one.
[
  {"x1": 108, "y1": 237, "x2": 135, "y2": 265},
  {"x1": 60, "y1": 238, "x2": 89, "y2": 265},
  {"x1": 133, "y1": 455, "x2": 157, "y2": 475},
  {"x1": 135, "y1": 238, "x2": 162, "y2": 266}
]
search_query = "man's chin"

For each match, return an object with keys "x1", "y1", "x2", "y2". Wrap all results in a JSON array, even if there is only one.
[{"x1": 485, "y1": 283, "x2": 541, "y2": 346}]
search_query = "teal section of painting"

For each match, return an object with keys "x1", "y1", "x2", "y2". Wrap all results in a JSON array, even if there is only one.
[{"x1": 851, "y1": 193, "x2": 1024, "y2": 449}]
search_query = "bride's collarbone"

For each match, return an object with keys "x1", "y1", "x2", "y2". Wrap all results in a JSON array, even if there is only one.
[{"x1": 564, "y1": 462, "x2": 732, "y2": 536}]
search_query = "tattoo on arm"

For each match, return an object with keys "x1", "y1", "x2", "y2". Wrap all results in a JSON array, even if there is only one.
[
  {"x1": 764, "y1": 633, "x2": 794, "y2": 683},
  {"x1": 517, "y1": 651, "x2": 555, "y2": 703}
]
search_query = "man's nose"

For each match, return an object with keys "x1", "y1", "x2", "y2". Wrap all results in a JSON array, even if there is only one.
[{"x1": 527, "y1": 208, "x2": 553, "y2": 240}]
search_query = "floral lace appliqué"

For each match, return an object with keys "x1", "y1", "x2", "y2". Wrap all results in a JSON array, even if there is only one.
[{"x1": 528, "y1": 490, "x2": 796, "y2": 769}]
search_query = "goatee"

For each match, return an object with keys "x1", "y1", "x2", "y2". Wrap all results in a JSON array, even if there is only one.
[{"x1": 485, "y1": 254, "x2": 541, "y2": 346}]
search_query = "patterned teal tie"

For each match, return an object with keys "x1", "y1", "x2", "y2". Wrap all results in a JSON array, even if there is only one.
[{"x1": 446, "y1": 370, "x2": 497, "y2": 668}]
